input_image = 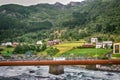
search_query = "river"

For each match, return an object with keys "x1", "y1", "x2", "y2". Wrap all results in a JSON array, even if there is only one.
[{"x1": 0, "y1": 66, "x2": 120, "y2": 80}]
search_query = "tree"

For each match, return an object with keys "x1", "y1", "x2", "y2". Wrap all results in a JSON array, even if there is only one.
[
  {"x1": 14, "y1": 44, "x2": 38, "y2": 54},
  {"x1": 41, "y1": 44, "x2": 47, "y2": 51},
  {"x1": 46, "y1": 47, "x2": 59, "y2": 57}
]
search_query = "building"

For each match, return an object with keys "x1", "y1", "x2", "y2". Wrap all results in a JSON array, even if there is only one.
[
  {"x1": 36, "y1": 41, "x2": 42, "y2": 45},
  {"x1": 96, "y1": 42, "x2": 103, "y2": 48},
  {"x1": 113, "y1": 43, "x2": 120, "y2": 54},
  {"x1": 47, "y1": 39, "x2": 61, "y2": 46},
  {"x1": 1, "y1": 42, "x2": 19, "y2": 47},
  {"x1": 12, "y1": 42, "x2": 19, "y2": 47},
  {"x1": 82, "y1": 43, "x2": 94, "y2": 48},
  {"x1": 1, "y1": 42, "x2": 12, "y2": 46},
  {"x1": 91, "y1": 38, "x2": 98, "y2": 44},
  {"x1": 103, "y1": 41, "x2": 112, "y2": 49}
]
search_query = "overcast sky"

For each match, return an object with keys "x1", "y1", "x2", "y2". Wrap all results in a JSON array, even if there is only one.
[{"x1": 0, "y1": 0, "x2": 85, "y2": 6}]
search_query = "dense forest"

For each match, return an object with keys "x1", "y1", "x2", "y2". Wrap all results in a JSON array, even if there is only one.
[{"x1": 0, "y1": 0, "x2": 120, "y2": 43}]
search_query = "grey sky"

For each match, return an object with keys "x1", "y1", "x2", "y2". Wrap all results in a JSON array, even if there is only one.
[{"x1": 0, "y1": 0, "x2": 85, "y2": 6}]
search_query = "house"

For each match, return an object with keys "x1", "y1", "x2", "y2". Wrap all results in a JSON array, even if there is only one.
[
  {"x1": 82, "y1": 43, "x2": 94, "y2": 48},
  {"x1": 1, "y1": 43, "x2": 6, "y2": 46},
  {"x1": 1, "y1": 42, "x2": 19, "y2": 47},
  {"x1": 113, "y1": 43, "x2": 120, "y2": 54},
  {"x1": 5, "y1": 42, "x2": 12, "y2": 46},
  {"x1": 96, "y1": 42, "x2": 103, "y2": 48},
  {"x1": 47, "y1": 39, "x2": 61, "y2": 46},
  {"x1": 12, "y1": 42, "x2": 19, "y2": 47},
  {"x1": 91, "y1": 38, "x2": 98, "y2": 44},
  {"x1": 103, "y1": 41, "x2": 112, "y2": 49},
  {"x1": 36, "y1": 41, "x2": 42, "y2": 45}
]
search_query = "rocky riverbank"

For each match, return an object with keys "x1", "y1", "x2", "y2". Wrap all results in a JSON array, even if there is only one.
[
  {"x1": 0, "y1": 66, "x2": 120, "y2": 80},
  {"x1": 74, "y1": 65, "x2": 120, "y2": 72},
  {"x1": 96, "y1": 65, "x2": 120, "y2": 72}
]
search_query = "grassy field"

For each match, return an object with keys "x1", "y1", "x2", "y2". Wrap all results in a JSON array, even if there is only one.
[
  {"x1": 112, "y1": 54, "x2": 120, "y2": 59},
  {"x1": 53, "y1": 41, "x2": 85, "y2": 56},
  {"x1": 61, "y1": 48, "x2": 112, "y2": 58},
  {"x1": 0, "y1": 46, "x2": 14, "y2": 54}
]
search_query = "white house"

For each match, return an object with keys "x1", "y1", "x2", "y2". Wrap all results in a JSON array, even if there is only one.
[
  {"x1": 5, "y1": 42, "x2": 12, "y2": 46},
  {"x1": 103, "y1": 41, "x2": 113, "y2": 48},
  {"x1": 96, "y1": 42, "x2": 103, "y2": 48},
  {"x1": 1, "y1": 43, "x2": 6, "y2": 46},
  {"x1": 36, "y1": 41, "x2": 43, "y2": 45},
  {"x1": 6, "y1": 42, "x2": 12, "y2": 46},
  {"x1": 91, "y1": 38, "x2": 98, "y2": 43}
]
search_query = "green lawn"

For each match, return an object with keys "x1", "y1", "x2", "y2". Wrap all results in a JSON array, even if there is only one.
[
  {"x1": 0, "y1": 47, "x2": 14, "y2": 55},
  {"x1": 112, "y1": 54, "x2": 120, "y2": 59},
  {"x1": 62, "y1": 48, "x2": 112, "y2": 58}
]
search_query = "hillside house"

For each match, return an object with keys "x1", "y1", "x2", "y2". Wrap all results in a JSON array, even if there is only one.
[
  {"x1": 36, "y1": 41, "x2": 43, "y2": 45},
  {"x1": 1, "y1": 42, "x2": 19, "y2": 47},
  {"x1": 47, "y1": 39, "x2": 61, "y2": 46},
  {"x1": 96, "y1": 42, "x2": 103, "y2": 48},
  {"x1": 103, "y1": 41, "x2": 112, "y2": 49},
  {"x1": 12, "y1": 42, "x2": 19, "y2": 47},
  {"x1": 91, "y1": 38, "x2": 98, "y2": 44},
  {"x1": 113, "y1": 43, "x2": 120, "y2": 54},
  {"x1": 82, "y1": 43, "x2": 94, "y2": 48},
  {"x1": 1, "y1": 42, "x2": 12, "y2": 46}
]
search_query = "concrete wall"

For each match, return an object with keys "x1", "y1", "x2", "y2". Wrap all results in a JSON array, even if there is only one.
[{"x1": 49, "y1": 65, "x2": 64, "y2": 75}]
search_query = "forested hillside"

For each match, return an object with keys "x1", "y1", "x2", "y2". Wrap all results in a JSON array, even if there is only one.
[{"x1": 0, "y1": 0, "x2": 120, "y2": 43}]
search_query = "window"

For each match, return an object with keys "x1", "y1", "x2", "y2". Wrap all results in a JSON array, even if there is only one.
[{"x1": 115, "y1": 45, "x2": 119, "y2": 53}]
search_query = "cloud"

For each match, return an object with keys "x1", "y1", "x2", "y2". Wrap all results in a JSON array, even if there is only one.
[{"x1": 0, "y1": 0, "x2": 84, "y2": 6}]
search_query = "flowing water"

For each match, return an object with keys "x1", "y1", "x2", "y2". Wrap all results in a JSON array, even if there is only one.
[{"x1": 0, "y1": 66, "x2": 120, "y2": 80}]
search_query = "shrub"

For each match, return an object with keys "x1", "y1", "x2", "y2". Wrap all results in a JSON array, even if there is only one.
[
  {"x1": 0, "y1": 48, "x2": 4, "y2": 51},
  {"x1": 46, "y1": 47, "x2": 59, "y2": 56},
  {"x1": 6, "y1": 45, "x2": 13, "y2": 48}
]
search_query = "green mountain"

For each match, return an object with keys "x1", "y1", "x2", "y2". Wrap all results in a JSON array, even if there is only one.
[{"x1": 0, "y1": 0, "x2": 120, "y2": 43}]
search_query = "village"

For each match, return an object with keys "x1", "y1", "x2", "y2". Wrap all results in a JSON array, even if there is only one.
[{"x1": 0, "y1": 38, "x2": 120, "y2": 60}]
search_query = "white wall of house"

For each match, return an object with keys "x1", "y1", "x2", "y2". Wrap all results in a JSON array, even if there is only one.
[
  {"x1": 96, "y1": 44, "x2": 102, "y2": 48},
  {"x1": 103, "y1": 41, "x2": 112, "y2": 48},
  {"x1": 91, "y1": 38, "x2": 98, "y2": 43}
]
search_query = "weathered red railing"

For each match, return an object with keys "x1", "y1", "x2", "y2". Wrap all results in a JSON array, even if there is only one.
[{"x1": 0, "y1": 59, "x2": 120, "y2": 66}]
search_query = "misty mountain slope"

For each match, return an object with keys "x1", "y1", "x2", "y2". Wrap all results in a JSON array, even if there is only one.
[{"x1": 0, "y1": 0, "x2": 120, "y2": 43}]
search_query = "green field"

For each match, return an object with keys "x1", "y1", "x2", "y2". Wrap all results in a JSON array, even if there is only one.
[
  {"x1": 0, "y1": 47, "x2": 14, "y2": 55},
  {"x1": 112, "y1": 54, "x2": 120, "y2": 59},
  {"x1": 53, "y1": 41, "x2": 85, "y2": 56},
  {"x1": 61, "y1": 48, "x2": 112, "y2": 58}
]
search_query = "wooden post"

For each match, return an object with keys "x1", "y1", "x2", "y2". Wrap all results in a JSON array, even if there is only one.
[{"x1": 49, "y1": 65, "x2": 64, "y2": 75}]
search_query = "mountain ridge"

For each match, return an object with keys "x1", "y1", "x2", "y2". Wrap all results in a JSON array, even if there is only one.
[{"x1": 0, "y1": 0, "x2": 120, "y2": 43}]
